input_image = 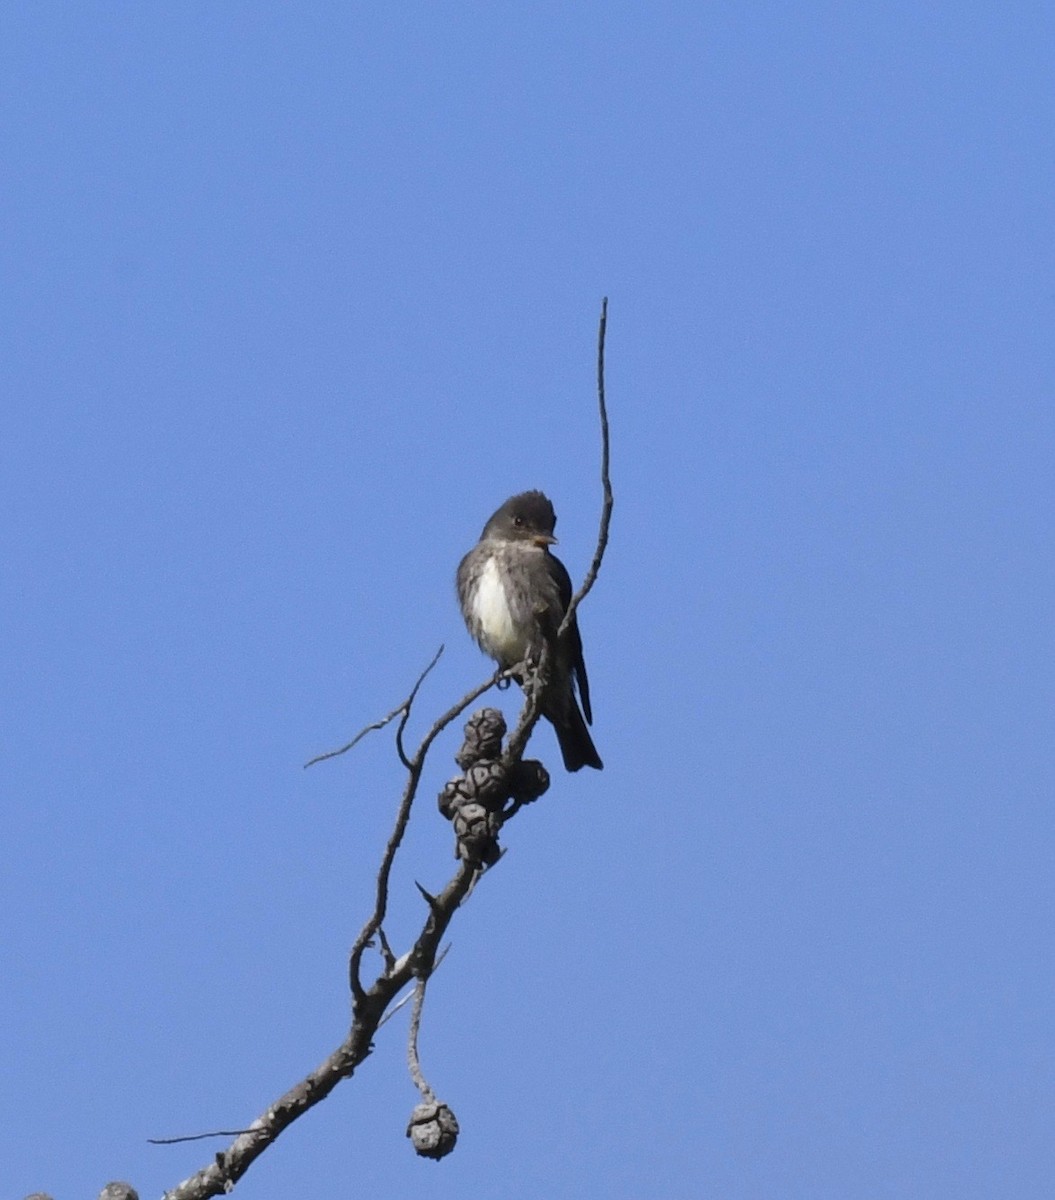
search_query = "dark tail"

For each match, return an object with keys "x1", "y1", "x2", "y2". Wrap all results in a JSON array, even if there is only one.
[{"x1": 548, "y1": 697, "x2": 603, "y2": 772}]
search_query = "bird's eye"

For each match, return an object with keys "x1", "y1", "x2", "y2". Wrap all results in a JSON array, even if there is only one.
[{"x1": 513, "y1": 516, "x2": 523, "y2": 528}]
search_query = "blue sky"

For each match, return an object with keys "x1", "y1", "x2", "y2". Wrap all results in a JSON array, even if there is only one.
[{"x1": 3, "y1": 4, "x2": 1053, "y2": 1197}]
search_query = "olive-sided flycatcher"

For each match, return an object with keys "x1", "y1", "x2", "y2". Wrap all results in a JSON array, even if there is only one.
[{"x1": 457, "y1": 490, "x2": 602, "y2": 772}]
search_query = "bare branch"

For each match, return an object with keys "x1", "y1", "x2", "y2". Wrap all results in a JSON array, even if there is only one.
[
  {"x1": 302, "y1": 645, "x2": 444, "y2": 769},
  {"x1": 559, "y1": 295, "x2": 613, "y2": 642},
  {"x1": 499, "y1": 296, "x2": 613, "y2": 771},
  {"x1": 406, "y1": 975, "x2": 436, "y2": 1103},
  {"x1": 162, "y1": 859, "x2": 479, "y2": 1197},
  {"x1": 375, "y1": 985, "x2": 415, "y2": 1031},
  {"x1": 394, "y1": 644, "x2": 445, "y2": 767},
  {"x1": 157, "y1": 306, "x2": 613, "y2": 1199},
  {"x1": 501, "y1": 642, "x2": 552, "y2": 766},
  {"x1": 376, "y1": 925, "x2": 396, "y2": 972},
  {"x1": 347, "y1": 665, "x2": 504, "y2": 1001},
  {"x1": 376, "y1": 945, "x2": 449, "y2": 1032},
  {"x1": 148, "y1": 1130, "x2": 260, "y2": 1146}
]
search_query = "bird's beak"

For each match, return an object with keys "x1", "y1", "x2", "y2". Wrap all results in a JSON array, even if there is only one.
[{"x1": 533, "y1": 533, "x2": 558, "y2": 547}]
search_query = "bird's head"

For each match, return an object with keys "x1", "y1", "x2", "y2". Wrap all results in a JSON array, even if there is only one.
[{"x1": 481, "y1": 490, "x2": 558, "y2": 548}]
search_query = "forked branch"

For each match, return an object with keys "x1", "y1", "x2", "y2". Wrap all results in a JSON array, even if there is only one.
[{"x1": 158, "y1": 300, "x2": 612, "y2": 1199}]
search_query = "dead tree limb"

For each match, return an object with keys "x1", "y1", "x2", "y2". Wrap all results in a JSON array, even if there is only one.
[{"x1": 156, "y1": 300, "x2": 612, "y2": 1199}]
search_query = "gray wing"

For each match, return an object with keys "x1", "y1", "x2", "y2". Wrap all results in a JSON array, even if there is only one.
[{"x1": 547, "y1": 552, "x2": 593, "y2": 725}]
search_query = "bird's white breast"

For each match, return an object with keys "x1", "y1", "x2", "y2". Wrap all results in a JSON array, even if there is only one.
[{"x1": 472, "y1": 556, "x2": 528, "y2": 661}]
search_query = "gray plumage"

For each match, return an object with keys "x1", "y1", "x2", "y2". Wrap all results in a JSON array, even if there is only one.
[{"x1": 457, "y1": 491, "x2": 602, "y2": 772}]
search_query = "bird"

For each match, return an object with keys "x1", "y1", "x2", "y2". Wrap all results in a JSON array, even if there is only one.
[{"x1": 457, "y1": 490, "x2": 602, "y2": 772}]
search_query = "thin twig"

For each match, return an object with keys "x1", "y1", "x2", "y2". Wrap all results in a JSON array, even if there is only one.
[
  {"x1": 347, "y1": 666, "x2": 504, "y2": 1002},
  {"x1": 376, "y1": 926, "x2": 396, "y2": 972},
  {"x1": 376, "y1": 944, "x2": 450, "y2": 1031},
  {"x1": 302, "y1": 708, "x2": 403, "y2": 769},
  {"x1": 406, "y1": 975, "x2": 437, "y2": 1103},
  {"x1": 303, "y1": 645, "x2": 444, "y2": 769},
  {"x1": 559, "y1": 296, "x2": 613, "y2": 641},
  {"x1": 395, "y1": 645, "x2": 445, "y2": 768},
  {"x1": 148, "y1": 1129, "x2": 262, "y2": 1146},
  {"x1": 376, "y1": 986, "x2": 415, "y2": 1030}
]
